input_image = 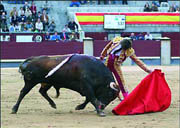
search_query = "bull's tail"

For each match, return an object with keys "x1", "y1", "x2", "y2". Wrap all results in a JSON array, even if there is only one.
[
  {"x1": 19, "y1": 57, "x2": 34, "y2": 79},
  {"x1": 19, "y1": 62, "x2": 26, "y2": 74}
]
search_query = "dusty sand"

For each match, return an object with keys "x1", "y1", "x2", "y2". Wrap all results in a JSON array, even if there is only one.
[{"x1": 1, "y1": 66, "x2": 179, "y2": 128}]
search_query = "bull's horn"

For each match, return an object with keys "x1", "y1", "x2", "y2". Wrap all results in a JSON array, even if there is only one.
[{"x1": 110, "y1": 82, "x2": 119, "y2": 92}]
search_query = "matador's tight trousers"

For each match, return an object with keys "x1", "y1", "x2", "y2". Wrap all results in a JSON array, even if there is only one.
[{"x1": 105, "y1": 54, "x2": 128, "y2": 94}]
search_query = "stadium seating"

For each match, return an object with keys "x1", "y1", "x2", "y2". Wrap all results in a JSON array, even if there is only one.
[{"x1": 2, "y1": 1, "x2": 180, "y2": 32}]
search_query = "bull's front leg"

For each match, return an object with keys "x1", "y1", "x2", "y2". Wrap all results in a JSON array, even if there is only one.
[
  {"x1": 39, "y1": 83, "x2": 57, "y2": 109},
  {"x1": 11, "y1": 82, "x2": 35, "y2": 114},
  {"x1": 83, "y1": 82, "x2": 106, "y2": 117},
  {"x1": 91, "y1": 98, "x2": 106, "y2": 117},
  {"x1": 75, "y1": 98, "x2": 89, "y2": 110}
]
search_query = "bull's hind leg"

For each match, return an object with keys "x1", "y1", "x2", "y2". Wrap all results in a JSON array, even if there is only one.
[
  {"x1": 54, "y1": 86, "x2": 60, "y2": 98},
  {"x1": 39, "y1": 83, "x2": 56, "y2": 109},
  {"x1": 11, "y1": 80, "x2": 36, "y2": 114}
]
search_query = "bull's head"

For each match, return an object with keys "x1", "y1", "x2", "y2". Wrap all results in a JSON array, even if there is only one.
[{"x1": 95, "y1": 82, "x2": 119, "y2": 109}]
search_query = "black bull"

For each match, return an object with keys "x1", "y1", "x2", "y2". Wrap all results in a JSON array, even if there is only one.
[{"x1": 11, "y1": 54, "x2": 118, "y2": 116}]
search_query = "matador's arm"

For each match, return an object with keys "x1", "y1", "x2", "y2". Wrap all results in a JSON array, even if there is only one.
[
  {"x1": 130, "y1": 54, "x2": 152, "y2": 73},
  {"x1": 100, "y1": 41, "x2": 113, "y2": 57}
]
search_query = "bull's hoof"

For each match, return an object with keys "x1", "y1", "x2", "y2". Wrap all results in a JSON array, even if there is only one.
[
  {"x1": 11, "y1": 109, "x2": 17, "y2": 114},
  {"x1": 75, "y1": 104, "x2": 85, "y2": 110},
  {"x1": 50, "y1": 104, "x2": 57, "y2": 109},
  {"x1": 11, "y1": 106, "x2": 18, "y2": 114},
  {"x1": 97, "y1": 111, "x2": 106, "y2": 117},
  {"x1": 11, "y1": 111, "x2": 17, "y2": 114}
]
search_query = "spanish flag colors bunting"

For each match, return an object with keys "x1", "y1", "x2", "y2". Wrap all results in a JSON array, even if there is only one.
[{"x1": 76, "y1": 13, "x2": 180, "y2": 25}]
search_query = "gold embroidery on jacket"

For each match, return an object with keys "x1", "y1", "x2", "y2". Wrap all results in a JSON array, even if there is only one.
[
  {"x1": 101, "y1": 36, "x2": 135, "y2": 64},
  {"x1": 117, "y1": 48, "x2": 135, "y2": 63}
]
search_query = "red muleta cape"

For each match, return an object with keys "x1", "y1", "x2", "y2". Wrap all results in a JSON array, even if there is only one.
[{"x1": 112, "y1": 69, "x2": 171, "y2": 115}]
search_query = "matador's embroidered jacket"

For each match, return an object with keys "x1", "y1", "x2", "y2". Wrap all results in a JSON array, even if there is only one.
[{"x1": 101, "y1": 36, "x2": 150, "y2": 73}]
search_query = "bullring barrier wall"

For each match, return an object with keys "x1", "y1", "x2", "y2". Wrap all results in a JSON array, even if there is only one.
[{"x1": 1, "y1": 38, "x2": 179, "y2": 65}]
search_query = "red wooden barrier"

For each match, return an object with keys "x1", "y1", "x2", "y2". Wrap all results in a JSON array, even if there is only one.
[
  {"x1": 93, "y1": 40, "x2": 161, "y2": 57},
  {"x1": 1, "y1": 41, "x2": 83, "y2": 59},
  {"x1": 1, "y1": 40, "x2": 179, "y2": 59}
]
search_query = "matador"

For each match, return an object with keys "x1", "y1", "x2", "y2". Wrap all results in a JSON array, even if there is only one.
[{"x1": 100, "y1": 37, "x2": 152, "y2": 99}]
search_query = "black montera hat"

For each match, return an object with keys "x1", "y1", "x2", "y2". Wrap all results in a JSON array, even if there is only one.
[{"x1": 121, "y1": 39, "x2": 132, "y2": 50}]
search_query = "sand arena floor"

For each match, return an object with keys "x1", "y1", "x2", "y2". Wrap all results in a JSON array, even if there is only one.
[{"x1": 1, "y1": 66, "x2": 179, "y2": 128}]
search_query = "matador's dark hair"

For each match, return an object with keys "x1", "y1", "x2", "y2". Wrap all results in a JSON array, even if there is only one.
[{"x1": 121, "y1": 39, "x2": 132, "y2": 50}]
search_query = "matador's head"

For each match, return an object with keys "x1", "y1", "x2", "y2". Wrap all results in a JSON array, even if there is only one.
[{"x1": 121, "y1": 39, "x2": 132, "y2": 50}]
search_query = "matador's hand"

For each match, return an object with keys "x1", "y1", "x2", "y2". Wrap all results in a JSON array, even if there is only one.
[{"x1": 148, "y1": 69, "x2": 153, "y2": 73}]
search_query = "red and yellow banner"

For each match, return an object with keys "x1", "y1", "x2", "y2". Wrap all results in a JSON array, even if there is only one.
[{"x1": 76, "y1": 13, "x2": 180, "y2": 25}]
